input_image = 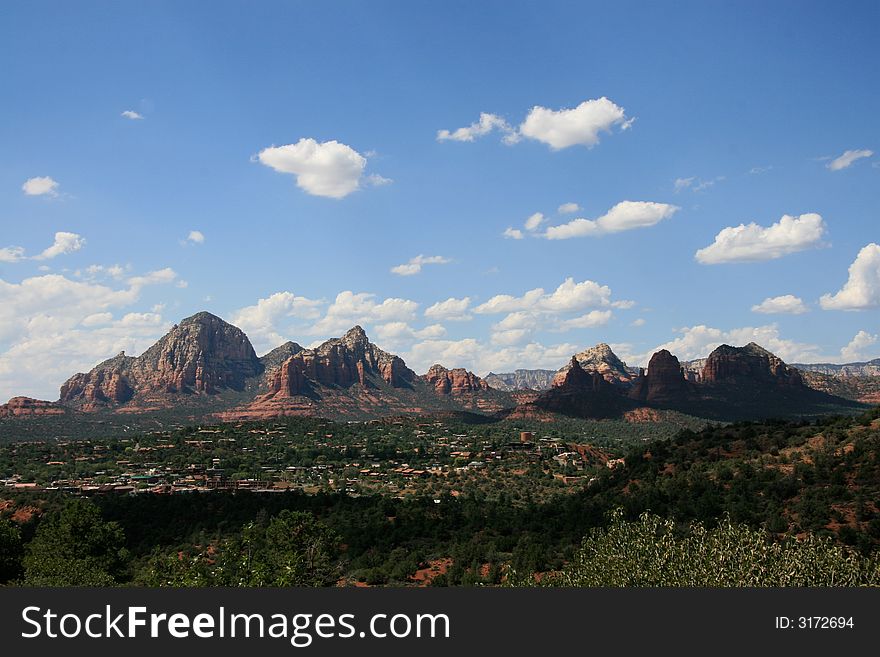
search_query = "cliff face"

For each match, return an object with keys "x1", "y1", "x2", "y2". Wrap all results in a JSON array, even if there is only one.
[
  {"x1": 553, "y1": 343, "x2": 635, "y2": 387},
  {"x1": 629, "y1": 349, "x2": 691, "y2": 403},
  {"x1": 422, "y1": 364, "x2": 490, "y2": 395},
  {"x1": 0, "y1": 397, "x2": 68, "y2": 418},
  {"x1": 263, "y1": 326, "x2": 417, "y2": 398},
  {"x1": 483, "y1": 369, "x2": 556, "y2": 391},
  {"x1": 702, "y1": 343, "x2": 802, "y2": 387},
  {"x1": 59, "y1": 312, "x2": 261, "y2": 407}
]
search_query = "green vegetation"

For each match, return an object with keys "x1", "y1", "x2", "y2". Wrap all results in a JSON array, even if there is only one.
[
  {"x1": 537, "y1": 510, "x2": 880, "y2": 587},
  {"x1": 1, "y1": 407, "x2": 879, "y2": 587}
]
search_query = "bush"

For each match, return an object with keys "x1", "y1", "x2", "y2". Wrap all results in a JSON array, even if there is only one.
[{"x1": 539, "y1": 510, "x2": 880, "y2": 587}]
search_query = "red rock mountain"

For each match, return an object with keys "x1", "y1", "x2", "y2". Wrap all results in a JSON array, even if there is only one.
[
  {"x1": 0, "y1": 397, "x2": 68, "y2": 418},
  {"x1": 552, "y1": 343, "x2": 635, "y2": 387},
  {"x1": 422, "y1": 364, "x2": 490, "y2": 395},
  {"x1": 59, "y1": 312, "x2": 261, "y2": 408},
  {"x1": 701, "y1": 342, "x2": 803, "y2": 387},
  {"x1": 260, "y1": 326, "x2": 417, "y2": 399},
  {"x1": 629, "y1": 349, "x2": 693, "y2": 403}
]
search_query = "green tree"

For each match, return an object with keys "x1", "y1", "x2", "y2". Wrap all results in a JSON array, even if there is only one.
[
  {"x1": 0, "y1": 518, "x2": 24, "y2": 583},
  {"x1": 23, "y1": 499, "x2": 128, "y2": 586}
]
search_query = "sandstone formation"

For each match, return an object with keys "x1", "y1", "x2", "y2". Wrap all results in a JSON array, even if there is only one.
[
  {"x1": 261, "y1": 326, "x2": 417, "y2": 399},
  {"x1": 59, "y1": 312, "x2": 261, "y2": 407},
  {"x1": 629, "y1": 349, "x2": 692, "y2": 403},
  {"x1": 483, "y1": 369, "x2": 556, "y2": 391},
  {"x1": 553, "y1": 343, "x2": 635, "y2": 387},
  {"x1": 701, "y1": 343, "x2": 802, "y2": 387},
  {"x1": 0, "y1": 397, "x2": 68, "y2": 418},
  {"x1": 422, "y1": 364, "x2": 490, "y2": 395}
]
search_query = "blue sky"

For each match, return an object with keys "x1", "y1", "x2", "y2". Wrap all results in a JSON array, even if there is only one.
[{"x1": 1, "y1": 0, "x2": 878, "y2": 400}]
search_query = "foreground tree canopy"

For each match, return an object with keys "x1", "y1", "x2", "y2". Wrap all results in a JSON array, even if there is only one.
[{"x1": 539, "y1": 510, "x2": 880, "y2": 587}]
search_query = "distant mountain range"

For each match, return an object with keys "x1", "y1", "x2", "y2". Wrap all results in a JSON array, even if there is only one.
[{"x1": 0, "y1": 311, "x2": 870, "y2": 427}]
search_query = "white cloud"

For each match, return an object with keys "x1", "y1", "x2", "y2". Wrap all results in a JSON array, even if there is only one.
[
  {"x1": 695, "y1": 213, "x2": 826, "y2": 264},
  {"x1": 256, "y1": 138, "x2": 385, "y2": 199},
  {"x1": 0, "y1": 270, "x2": 180, "y2": 400},
  {"x1": 674, "y1": 177, "x2": 695, "y2": 192},
  {"x1": 518, "y1": 97, "x2": 631, "y2": 149},
  {"x1": 544, "y1": 201, "x2": 679, "y2": 240},
  {"x1": 558, "y1": 202, "x2": 580, "y2": 214},
  {"x1": 751, "y1": 294, "x2": 809, "y2": 315},
  {"x1": 230, "y1": 291, "x2": 324, "y2": 354},
  {"x1": 820, "y1": 243, "x2": 880, "y2": 310},
  {"x1": 309, "y1": 291, "x2": 418, "y2": 336},
  {"x1": 503, "y1": 227, "x2": 524, "y2": 240},
  {"x1": 558, "y1": 309, "x2": 613, "y2": 330},
  {"x1": 403, "y1": 338, "x2": 578, "y2": 375},
  {"x1": 425, "y1": 297, "x2": 471, "y2": 321},
  {"x1": 1, "y1": 232, "x2": 86, "y2": 263},
  {"x1": 639, "y1": 324, "x2": 822, "y2": 367},
  {"x1": 34, "y1": 232, "x2": 86, "y2": 260},
  {"x1": 127, "y1": 268, "x2": 179, "y2": 289},
  {"x1": 475, "y1": 277, "x2": 621, "y2": 316},
  {"x1": 840, "y1": 330, "x2": 878, "y2": 362},
  {"x1": 827, "y1": 149, "x2": 873, "y2": 171},
  {"x1": 436, "y1": 113, "x2": 516, "y2": 143},
  {"x1": 365, "y1": 173, "x2": 393, "y2": 186},
  {"x1": 0, "y1": 246, "x2": 25, "y2": 263},
  {"x1": 524, "y1": 212, "x2": 545, "y2": 232},
  {"x1": 390, "y1": 255, "x2": 451, "y2": 276},
  {"x1": 373, "y1": 322, "x2": 446, "y2": 349},
  {"x1": 121, "y1": 110, "x2": 144, "y2": 120},
  {"x1": 749, "y1": 165, "x2": 773, "y2": 175},
  {"x1": 186, "y1": 230, "x2": 205, "y2": 244},
  {"x1": 631, "y1": 318, "x2": 646, "y2": 327},
  {"x1": 22, "y1": 176, "x2": 59, "y2": 197}
]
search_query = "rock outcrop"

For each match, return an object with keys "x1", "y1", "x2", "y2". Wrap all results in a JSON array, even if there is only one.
[
  {"x1": 59, "y1": 312, "x2": 261, "y2": 407},
  {"x1": 553, "y1": 343, "x2": 635, "y2": 387},
  {"x1": 0, "y1": 397, "x2": 68, "y2": 418},
  {"x1": 629, "y1": 349, "x2": 692, "y2": 403},
  {"x1": 261, "y1": 326, "x2": 417, "y2": 399},
  {"x1": 483, "y1": 369, "x2": 556, "y2": 391},
  {"x1": 702, "y1": 343, "x2": 802, "y2": 387},
  {"x1": 422, "y1": 364, "x2": 490, "y2": 395}
]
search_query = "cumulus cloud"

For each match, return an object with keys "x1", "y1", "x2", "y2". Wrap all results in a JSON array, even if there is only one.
[
  {"x1": 0, "y1": 270, "x2": 181, "y2": 400},
  {"x1": 631, "y1": 318, "x2": 646, "y2": 327},
  {"x1": 256, "y1": 138, "x2": 386, "y2": 199},
  {"x1": 34, "y1": 232, "x2": 86, "y2": 260},
  {"x1": 502, "y1": 227, "x2": 524, "y2": 240},
  {"x1": 373, "y1": 322, "x2": 446, "y2": 349},
  {"x1": 518, "y1": 97, "x2": 632, "y2": 149},
  {"x1": 403, "y1": 338, "x2": 578, "y2": 376},
  {"x1": 827, "y1": 149, "x2": 873, "y2": 171},
  {"x1": 674, "y1": 177, "x2": 695, "y2": 192},
  {"x1": 475, "y1": 277, "x2": 618, "y2": 315},
  {"x1": 436, "y1": 113, "x2": 516, "y2": 143},
  {"x1": 390, "y1": 255, "x2": 451, "y2": 276},
  {"x1": 840, "y1": 330, "x2": 878, "y2": 362},
  {"x1": 0, "y1": 246, "x2": 25, "y2": 263},
  {"x1": 695, "y1": 213, "x2": 826, "y2": 264},
  {"x1": 557, "y1": 309, "x2": 613, "y2": 330},
  {"x1": 544, "y1": 201, "x2": 679, "y2": 240},
  {"x1": 186, "y1": 230, "x2": 205, "y2": 244},
  {"x1": 558, "y1": 202, "x2": 580, "y2": 214},
  {"x1": 638, "y1": 324, "x2": 822, "y2": 367},
  {"x1": 230, "y1": 291, "x2": 324, "y2": 354},
  {"x1": 424, "y1": 297, "x2": 472, "y2": 321},
  {"x1": 524, "y1": 212, "x2": 545, "y2": 232},
  {"x1": 820, "y1": 243, "x2": 880, "y2": 310},
  {"x1": 751, "y1": 294, "x2": 809, "y2": 315},
  {"x1": 309, "y1": 291, "x2": 418, "y2": 336},
  {"x1": 1, "y1": 232, "x2": 85, "y2": 263},
  {"x1": 437, "y1": 97, "x2": 631, "y2": 150},
  {"x1": 22, "y1": 176, "x2": 59, "y2": 197},
  {"x1": 121, "y1": 110, "x2": 144, "y2": 120}
]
